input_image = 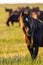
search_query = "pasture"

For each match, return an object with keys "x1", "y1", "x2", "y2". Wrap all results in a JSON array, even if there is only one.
[{"x1": 0, "y1": 4, "x2": 43, "y2": 65}]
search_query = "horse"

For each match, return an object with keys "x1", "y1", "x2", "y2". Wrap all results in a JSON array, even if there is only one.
[
  {"x1": 6, "y1": 10, "x2": 21, "y2": 26},
  {"x1": 5, "y1": 7, "x2": 30, "y2": 26},
  {"x1": 30, "y1": 7, "x2": 40, "y2": 19},
  {"x1": 31, "y1": 7, "x2": 43, "y2": 21},
  {"x1": 19, "y1": 8, "x2": 43, "y2": 59}
]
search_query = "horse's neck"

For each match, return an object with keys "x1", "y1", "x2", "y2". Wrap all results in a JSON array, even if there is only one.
[
  {"x1": 30, "y1": 18, "x2": 38, "y2": 33},
  {"x1": 31, "y1": 18, "x2": 43, "y2": 30},
  {"x1": 30, "y1": 18, "x2": 35, "y2": 29},
  {"x1": 31, "y1": 14, "x2": 38, "y2": 20}
]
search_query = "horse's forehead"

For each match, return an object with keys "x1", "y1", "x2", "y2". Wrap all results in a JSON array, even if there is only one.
[
  {"x1": 25, "y1": 17, "x2": 29, "y2": 22},
  {"x1": 23, "y1": 16, "x2": 30, "y2": 23}
]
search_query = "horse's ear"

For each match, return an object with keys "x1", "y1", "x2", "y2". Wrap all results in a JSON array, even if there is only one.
[{"x1": 19, "y1": 13, "x2": 24, "y2": 28}]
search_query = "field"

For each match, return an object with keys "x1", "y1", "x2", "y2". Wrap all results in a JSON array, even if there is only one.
[{"x1": 0, "y1": 4, "x2": 43, "y2": 65}]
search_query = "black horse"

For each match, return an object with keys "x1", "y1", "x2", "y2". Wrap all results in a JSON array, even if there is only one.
[
  {"x1": 6, "y1": 10, "x2": 21, "y2": 26},
  {"x1": 5, "y1": 7, "x2": 30, "y2": 26},
  {"x1": 20, "y1": 11, "x2": 43, "y2": 59},
  {"x1": 31, "y1": 7, "x2": 43, "y2": 21},
  {"x1": 5, "y1": 8, "x2": 21, "y2": 26}
]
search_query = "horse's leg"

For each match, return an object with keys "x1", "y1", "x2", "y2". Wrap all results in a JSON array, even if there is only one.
[
  {"x1": 11, "y1": 21, "x2": 14, "y2": 26},
  {"x1": 27, "y1": 45, "x2": 33, "y2": 56},
  {"x1": 31, "y1": 43, "x2": 39, "y2": 59},
  {"x1": 24, "y1": 33, "x2": 31, "y2": 47},
  {"x1": 6, "y1": 18, "x2": 10, "y2": 26},
  {"x1": 24, "y1": 33, "x2": 33, "y2": 57},
  {"x1": 24, "y1": 33, "x2": 39, "y2": 59}
]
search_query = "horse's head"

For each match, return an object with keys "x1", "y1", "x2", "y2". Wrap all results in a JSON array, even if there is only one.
[
  {"x1": 30, "y1": 7, "x2": 40, "y2": 19},
  {"x1": 19, "y1": 7, "x2": 40, "y2": 36},
  {"x1": 19, "y1": 9, "x2": 34, "y2": 50},
  {"x1": 19, "y1": 10, "x2": 32, "y2": 37},
  {"x1": 19, "y1": 9, "x2": 33, "y2": 49},
  {"x1": 5, "y1": 8, "x2": 13, "y2": 13}
]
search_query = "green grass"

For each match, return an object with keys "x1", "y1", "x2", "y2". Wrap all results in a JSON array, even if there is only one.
[{"x1": 0, "y1": 4, "x2": 43, "y2": 65}]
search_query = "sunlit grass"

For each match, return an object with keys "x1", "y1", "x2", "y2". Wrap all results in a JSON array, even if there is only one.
[{"x1": 0, "y1": 4, "x2": 43, "y2": 65}]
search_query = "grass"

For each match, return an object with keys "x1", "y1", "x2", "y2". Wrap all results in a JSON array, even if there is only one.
[{"x1": 0, "y1": 4, "x2": 43, "y2": 65}]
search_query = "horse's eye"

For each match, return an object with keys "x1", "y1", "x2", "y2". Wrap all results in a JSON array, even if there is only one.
[{"x1": 25, "y1": 17, "x2": 29, "y2": 22}]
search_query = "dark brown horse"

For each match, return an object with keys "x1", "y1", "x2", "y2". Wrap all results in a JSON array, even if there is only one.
[
  {"x1": 19, "y1": 7, "x2": 43, "y2": 59},
  {"x1": 31, "y1": 7, "x2": 43, "y2": 21},
  {"x1": 5, "y1": 7, "x2": 30, "y2": 26},
  {"x1": 5, "y1": 7, "x2": 22, "y2": 26}
]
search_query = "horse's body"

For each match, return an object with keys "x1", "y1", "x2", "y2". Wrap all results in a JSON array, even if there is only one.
[
  {"x1": 30, "y1": 18, "x2": 43, "y2": 47},
  {"x1": 6, "y1": 10, "x2": 21, "y2": 26},
  {"x1": 24, "y1": 16, "x2": 43, "y2": 59}
]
